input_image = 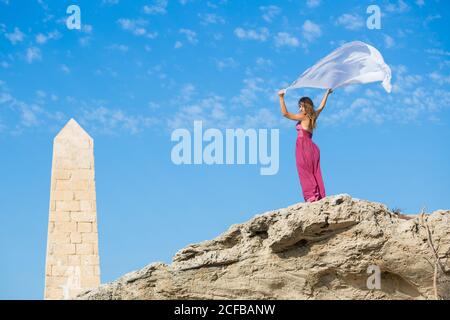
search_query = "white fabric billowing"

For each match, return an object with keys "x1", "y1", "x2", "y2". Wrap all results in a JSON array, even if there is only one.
[{"x1": 282, "y1": 41, "x2": 392, "y2": 94}]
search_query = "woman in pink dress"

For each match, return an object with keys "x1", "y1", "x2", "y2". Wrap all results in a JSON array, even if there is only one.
[{"x1": 278, "y1": 89, "x2": 332, "y2": 202}]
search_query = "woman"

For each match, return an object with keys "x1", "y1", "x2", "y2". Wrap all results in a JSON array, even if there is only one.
[{"x1": 278, "y1": 88, "x2": 332, "y2": 202}]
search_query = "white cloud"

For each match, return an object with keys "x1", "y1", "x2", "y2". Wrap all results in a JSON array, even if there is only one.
[
  {"x1": 243, "y1": 108, "x2": 281, "y2": 128},
  {"x1": 386, "y1": 0, "x2": 409, "y2": 13},
  {"x1": 25, "y1": 47, "x2": 41, "y2": 63},
  {"x1": 5, "y1": 27, "x2": 25, "y2": 44},
  {"x1": 59, "y1": 65, "x2": 69, "y2": 75},
  {"x1": 198, "y1": 13, "x2": 225, "y2": 25},
  {"x1": 259, "y1": 5, "x2": 281, "y2": 23},
  {"x1": 179, "y1": 28, "x2": 198, "y2": 44},
  {"x1": 256, "y1": 57, "x2": 273, "y2": 67},
  {"x1": 426, "y1": 48, "x2": 450, "y2": 56},
  {"x1": 230, "y1": 77, "x2": 268, "y2": 108},
  {"x1": 79, "y1": 106, "x2": 158, "y2": 135},
  {"x1": 429, "y1": 72, "x2": 450, "y2": 85},
  {"x1": 117, "y1": 19, "x2": 158, "y2": 39},
  {"x1": 82, "y1": 24, "x2": 93, "y2": 34},
  {"x1": 143, "y1": 0, "x2": 168, "y2": 15},
  {"x1": 79, "y1": 36, "x2": 91, "y2": 47},
  {"x1": 35, "y1": 30, "x2": 61, "y2": 44},
  {"x1": 274, "y1": 32, "x2": 299, "y2": 47},
  {"x1": 36, "y1": 90, "x2": 46, "y2": 98},
  {"x1": 322, "y1": 64, "x2": 450, "y2": 126},
  {"x1": 102, "y1": 0, "x2": 119, "y2": 5},
  {"x1": 423, "y1": 14, "x2": 441, "y2": 27},
  {"x1": 234, "y1": 27, "x2": 269, "y2": 41},
  {"x1": 215, "y1": 57, "x2": 238, "y2": 70},
  {"x1": 306, "y1": 0, "x2": 321, "y2": 8},
  {"x1": 174, "y1": 41, "x2": 183, "y2": 49},
  {"x1": 0, "y1": 92, "x2": 12, "y2": 104},
  {"x1": 107, "y1": 44, "x2": 129, "y2": 52},
  {"x1": 302, "y1": 20, "x2": 322, "y2": 42},
  {"x1": 336, "y1": 13, "x2": 364, "y2": 30},
  {"x1": 416, "y1": 0, "x2": 425, "y2": 6},
  {"x1": 384, "y1": 34, "x2": 395, "y2": 48},
  {"x1": 167, "y1": 94, "x2": 239, "y2": 130}
]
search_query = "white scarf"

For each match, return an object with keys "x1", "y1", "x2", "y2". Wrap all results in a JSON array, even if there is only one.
[{"x1": 281, "y1": 41, "x2": 392, "y2": 94}]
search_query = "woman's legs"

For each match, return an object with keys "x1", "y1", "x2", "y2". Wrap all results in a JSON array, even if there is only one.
[
  {"x1": 314, "y1": 146, "x2": 326, "y2": 200},
  {"x1": 296, "y1": 140, "x2": 321, "y2": 202},
  {"x1": 296, "y1": 139, "x2": 326, "y2": 202}
]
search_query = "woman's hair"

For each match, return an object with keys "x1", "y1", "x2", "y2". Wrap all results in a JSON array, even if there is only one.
[{"x1": 298, "y1": 96, "x2": 318, "y2": 131}]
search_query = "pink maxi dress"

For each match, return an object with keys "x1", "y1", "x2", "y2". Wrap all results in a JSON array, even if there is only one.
[{"x1": 295, "y1": 122, "x2": 326, "y2": 202}]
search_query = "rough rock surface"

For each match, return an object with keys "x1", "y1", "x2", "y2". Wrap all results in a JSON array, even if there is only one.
[{"x1": 77, "y1": 194, "x2": 450, "y2": 300}]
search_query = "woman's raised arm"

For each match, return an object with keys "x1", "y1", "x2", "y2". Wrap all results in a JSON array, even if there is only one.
[
  {"x1": 278, "y1": 90, "x2": 305, "y2": 121},
  {"x1": 316, "y1": 88, "x2": 333, "y2": 115}
]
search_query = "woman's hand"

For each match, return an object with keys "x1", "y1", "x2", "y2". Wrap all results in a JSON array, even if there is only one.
[
  {"x1": 278, "y1": 89, "x2": 285, "y2": 98},
  {"x1": 326, "y1": 88, "x2": 333, "y2": 95}
]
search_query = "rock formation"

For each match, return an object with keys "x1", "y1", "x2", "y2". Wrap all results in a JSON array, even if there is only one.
[{"x1": 77, "y1": 194, "x2": 450, "y2": 300}]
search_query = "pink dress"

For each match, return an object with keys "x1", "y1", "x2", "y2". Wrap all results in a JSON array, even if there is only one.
[{"x1": 295, "y1": 122, "x2": 326, "y2": 202}]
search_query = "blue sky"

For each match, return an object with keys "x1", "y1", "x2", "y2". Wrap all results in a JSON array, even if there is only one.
[{"x1": 0, "y1": 0, "x2": 449, "y2": 299}]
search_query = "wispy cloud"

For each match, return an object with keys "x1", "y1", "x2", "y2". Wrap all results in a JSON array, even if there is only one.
[
  {"x1": 198, "y1": 13, "x2": 225, "y2": 25},
  {"x1": 386, "y1": 0, "x2": 410, "y2": 13},
  {"x1": 5, "y1": 27, "x2": 25, "y2": 44},
  {"x1": 234, "y1": 27, "x2": 269, "y2": 41},
  {"x1": 143, "y1": 0, "x2": 168, "y2": 15},
  {"x1": 259, "y1": 5, "x2": 281, "y2": 23},
  {"x1": 79, "y1": 106, "x2": 158, "y2": 135},
  {"x1": 25, "y1": 47, "x2": 41, "y2": 63},
  {"x1": 274, "y1": 32, "x2": 299, "y2": 47},
  {"x1": 178, "y1": 28, "x2": 198, "y2": 45},
  {"x1": 416, "y1": 0, "x2": 425, "y2": 7},
  {"x1": 306, "y1": 0, "x2": 321, "y2": 8},
  {"x1": 215, "y1": 57, "x2": 238, "y2": 70},
  {"x1": 107, "y1": 44, "x2": 129, "y2": 52},
  {"x1": 60, "y1": 64, "x2": 70, "y2": 74},
  {"x1": 117, "y1": 18, "x2": 158, "y2": 38},
  {"x1": 335, "y1": 13, "x2": 365, "y2": 30},
  {"x1": 321, "y1": 64, "x2": 450, "y2": 126},
  {"x1": 102, "y1": 0, "x2": 119, "y2": 5},
  {"x1": 384, "y1": 34, "x2": 395, "y2": 48},
  {"x1": 35, "y1": 30, "x2": 61, "y2": 44},
  {"x1": 302, "y1": 20, "x2": 322, "y2": 42}
]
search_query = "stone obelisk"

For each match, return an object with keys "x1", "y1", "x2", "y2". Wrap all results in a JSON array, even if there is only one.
[{"x1": 44, "y1": 119, "x2": 100, "y2": 300}]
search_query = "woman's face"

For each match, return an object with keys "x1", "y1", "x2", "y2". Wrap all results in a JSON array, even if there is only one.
[{"x1": 299, "y1": 102, "x2": 304, "y2": 112}]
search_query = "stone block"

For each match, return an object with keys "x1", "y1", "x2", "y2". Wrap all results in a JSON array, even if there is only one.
[
  {"x1": 81, "y1": 255, "x2": 99, "y2": 266},
  {"x1": 52, "y1": 191, "x2": 74, "y2": 201},
  {"x1": 53, "y1": 243, "x2": 76, "y2": 255},
  {"x1": 53, "y1": 221, "x2": 77, "y2": 233},
  {"x1": 52, "y1": 265, "x2": 69, "y2": 276},
  {"x1": 82, "y1": 233, "x2": 98, "y2": 243},
  {"x1": 74, "y1": 190, "x2": 95, "y2": 201},
  {"x1": 80, "y1": 276, "x2": 100, "y2": 288},
  {"x1": 76, "y1": 243, "x2": 93, "y2": 255},
  {"x1": 70, "y1": 232, "x2": 82, "y2": 244},
  {"x1": 68, "y1": 255, "x2": 81, "y2": 266},
  {"x1": 53, "y1": 170, "x2": 71, "y2": 180},
  {"x1": 49, "y1": 211, "x2": 71, "y2": 222},
  {"x1": 71, "y1": 212, "x2": 95, "y2": 222},
  {"x1": 71, "y1": 169, "x2": 94, "y2": 181},
  {"x1": 77, "y1": 222, "x2": 92, "y2": 233},
  {"x1": 56, "y1": 200, "x2": 80, "y2": 212}
]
